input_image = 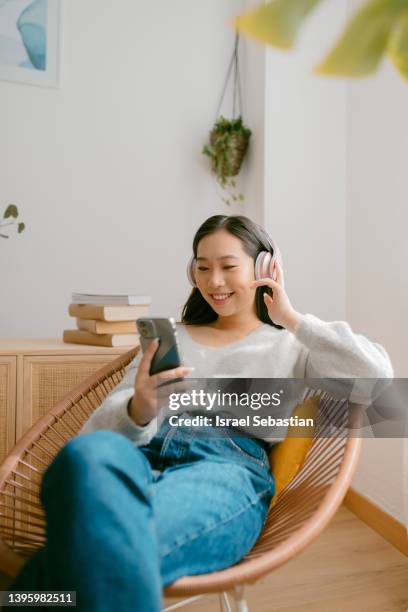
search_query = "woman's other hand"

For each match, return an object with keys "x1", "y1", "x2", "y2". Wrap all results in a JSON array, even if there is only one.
[
  {"x1": 251, "y1": 260, "x2": 302, "y2": 332},
  {"x1": 128, "y1": 339, "x2": 194, "y2": 426}
]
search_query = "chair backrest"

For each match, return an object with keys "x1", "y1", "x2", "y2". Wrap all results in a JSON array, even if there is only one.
[{"x1": 0, "y1": 345, "x2": 362, "y2": 587}]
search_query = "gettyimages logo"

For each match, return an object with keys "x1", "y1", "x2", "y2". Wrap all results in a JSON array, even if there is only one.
[{"x1": 168, "y1": 388, "x2": 284, "y2": 411}]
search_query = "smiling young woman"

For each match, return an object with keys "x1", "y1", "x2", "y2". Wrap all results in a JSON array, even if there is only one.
[
  {"x1": 9, "y1": 215, "x2": 394, "y2": 612},
  {"x1": 181, "y1": 216, "x2": 301, "y2": 347}
]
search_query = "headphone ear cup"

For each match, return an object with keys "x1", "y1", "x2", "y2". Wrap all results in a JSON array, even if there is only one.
[
  {"x1": 186, "y1": 256, "x2": 196, "y2": 287},
  {"x1": 269, "y1": 255, "x2": 277, "y2": 281},
  {"x1": 268, "y1": 238, "x2": 283, "y2": 280},
  {"x1": 255, "y1": 236, "x2": 283, "y2": 284},
  {"x1": 255, "y1": 251, "x2": 272, "y2": 281}
]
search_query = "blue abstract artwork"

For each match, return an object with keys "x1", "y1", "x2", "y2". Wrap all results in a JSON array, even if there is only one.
[{"x1": 0, "y1": 0, "x2": 60, "y2": 87}]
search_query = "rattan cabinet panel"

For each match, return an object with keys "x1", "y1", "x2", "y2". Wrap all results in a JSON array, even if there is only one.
[
  {"x1": 0, "y1": 357, "x2": 16, "y2": 463},
  {"x1": 22, "y1": 356, "x2": 119, "y2": 438},
  {"x1": 0, "y1": 340, "x2": 131, "y2": 451}
]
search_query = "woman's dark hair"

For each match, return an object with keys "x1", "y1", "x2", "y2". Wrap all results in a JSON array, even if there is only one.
[{"x1": 181, "y1": 215, "x2": 284, "y2": 330}]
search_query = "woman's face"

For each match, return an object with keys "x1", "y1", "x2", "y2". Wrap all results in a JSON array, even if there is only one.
[{"x1": 194, "y1": 229, "x2": 257, "y2": 317}]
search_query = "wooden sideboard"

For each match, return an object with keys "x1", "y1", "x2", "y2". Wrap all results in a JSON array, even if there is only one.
[{"x1": 0, "y1": 339, "x2": 136, "y2": 463}]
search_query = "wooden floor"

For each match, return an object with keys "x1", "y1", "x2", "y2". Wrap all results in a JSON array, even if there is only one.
[
  {"x1": 163, "y1": 506, "x2": 408, "y2": 612},
  {"x1": 1, "y1": 506, "x2": 407, "y2": 611}
]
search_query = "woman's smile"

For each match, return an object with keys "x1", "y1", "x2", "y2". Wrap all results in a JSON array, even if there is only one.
[{"x1": 209, "y1": 291, "x2": 235, "y2": 305}]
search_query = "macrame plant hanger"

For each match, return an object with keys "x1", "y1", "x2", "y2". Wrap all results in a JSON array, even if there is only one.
[
  {"x1": 203, "y1": 33, "x2": 250, "y2": 205},
  {"x1": 215, "y1": 33, "x2": 244, "y2": 123}
]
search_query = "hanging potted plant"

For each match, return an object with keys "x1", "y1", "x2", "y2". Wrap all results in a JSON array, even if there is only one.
[
  {"x1": 203, "y1": 115, "x2": 251, "y2": 189},
  {"x1": 202, "y1": 34, "x2": 252, "y2": 205}
]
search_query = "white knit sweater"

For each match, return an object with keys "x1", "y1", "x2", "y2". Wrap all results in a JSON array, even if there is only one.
[{"x1": 80, "y1": 314, "x2": 393, "y2": 447}]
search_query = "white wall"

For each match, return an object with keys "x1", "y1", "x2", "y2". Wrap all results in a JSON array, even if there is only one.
[
  {"x1": 261, "y1": 0, "x2": 406, "y2": 523},
  {"x1": 264, "y1": 0, "x2": 348, "y2": 320},
  {"x1": 0, "y1": 0, "x2": 246, "y2": 337},
  {"x1": 346, "y1": 58, "x2": 408, "y2": 524},
  {"x1": 347, "y1": 62, "x2": 408, "y2": 379},
  {"x1": 240, "y1": 0, "x2": 266, "y2": 226}
]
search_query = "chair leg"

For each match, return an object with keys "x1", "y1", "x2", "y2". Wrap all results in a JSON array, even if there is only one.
[
  {"x1": 219, "y1": 592, "x2": 233, "y2": 612},
  {"x1": 232, "y1": 585, "x2": 249, "y2": 612},
  {"x1": 163, "y1": 588, "x2": 248, "y2": 612},
  {"x1": 163, "y1": 594, "x2": 205, "y2": 611}
]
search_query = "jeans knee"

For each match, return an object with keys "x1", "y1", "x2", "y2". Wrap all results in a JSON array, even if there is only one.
[
  {"x1": 57, "y1": 430, "x2": 129, "y2": 466},
  {"x1": 70, "y1": 430, "x2": 131, "y2": 457},
  {"x1": 41, "y1": 431, "x2": 148, "y2": 497}
]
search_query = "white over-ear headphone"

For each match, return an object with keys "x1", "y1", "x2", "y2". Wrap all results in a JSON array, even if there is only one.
[{"x1": 186, "y1": 234, "x2": 283, "y2": 288}]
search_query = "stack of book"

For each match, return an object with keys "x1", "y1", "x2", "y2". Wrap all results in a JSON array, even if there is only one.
[{"x1": 63, "y1": 293, "x2": 151, "y2": 347}]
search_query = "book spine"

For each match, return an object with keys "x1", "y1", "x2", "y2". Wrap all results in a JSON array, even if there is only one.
[
  {"x1": 76, "y1": 319, "x2": 137, "y2": 334},
  {"x1": 68, "y1": 304, "x2": 150, "y2": 321},
  {"x1": 64, "y1": 330, "x2": 139, "y2": 347},
  {"x1": 69, "y1": 304, "x2": 104, "y2": 320},
  {"x1": 72, "y1": 296, "x2": 152, "y2": 306},
  {"x1": 63, "y1": 330, "x2": 111, "y2": 347}
]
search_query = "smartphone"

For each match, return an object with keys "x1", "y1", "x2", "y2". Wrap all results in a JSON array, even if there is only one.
[{"x1": 136, "y1": 317, "x2": 183, "y2": 377}]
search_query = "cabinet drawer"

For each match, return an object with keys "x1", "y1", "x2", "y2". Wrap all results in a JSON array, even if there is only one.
[
  {"x1": 19, "y1": 355, "x2": 119, "y2": 439},
  {"x1": 0, "y1": 357, "x2": 16, "y2": 463}
]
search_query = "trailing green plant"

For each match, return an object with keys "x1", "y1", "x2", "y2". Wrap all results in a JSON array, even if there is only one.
[
  {"x1": 202, "y1": 115, "x2": 251, "y2": 205},
  {"x1": 234, "y1": 0, "x2": 408, "y2": 83},
  {"x1": 0, "y1": 204, "x2": 25, "y2": 239}
]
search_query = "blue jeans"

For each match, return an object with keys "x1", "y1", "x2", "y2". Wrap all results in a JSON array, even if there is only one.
[{"x1": 9, "y1": 416, "x2": 275, "y2": 611}]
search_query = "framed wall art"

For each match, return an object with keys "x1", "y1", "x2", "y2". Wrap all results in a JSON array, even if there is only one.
[{"x1": 0, "y1": 0, "x2": 61, "y2": 88}]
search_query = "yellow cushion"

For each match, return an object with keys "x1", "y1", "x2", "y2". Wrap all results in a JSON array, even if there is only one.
[{"x1": 269, "y1": 396, "x2": 319, "y2": 507}]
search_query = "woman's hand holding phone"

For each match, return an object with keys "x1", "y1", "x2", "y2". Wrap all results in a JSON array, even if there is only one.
[{"x1": 128, "y1": 339, "x2": 194, "y2": 426}]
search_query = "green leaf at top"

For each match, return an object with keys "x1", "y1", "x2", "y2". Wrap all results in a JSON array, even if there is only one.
[
  {"x1": 234, "y1": 0, "x2": 323, "y2": 49},
  {"x1": 315, "y1": 0, "x2": 408, "y2": 77},
  {"x1": 18, "y1": 222, "x2": 25, "y2": 234},
  {"x1": 4, "y1": 204, "x2": 18, "y2": 219},
  {"x1": 388, "y1": 9, "x2": 408, "y2": 80}
]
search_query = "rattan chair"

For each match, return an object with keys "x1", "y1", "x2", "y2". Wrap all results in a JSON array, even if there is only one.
[{"x1": 0, "y1": 347, "x2": 362, "y2": 612}]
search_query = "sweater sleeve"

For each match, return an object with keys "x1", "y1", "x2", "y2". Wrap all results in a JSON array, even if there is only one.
[
  {"x1": 293, "y1": 313, "x2": 394, "y2": 404},
  {"x1": 79, "y1": 353, "x2": 158, "y2": 446}
]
